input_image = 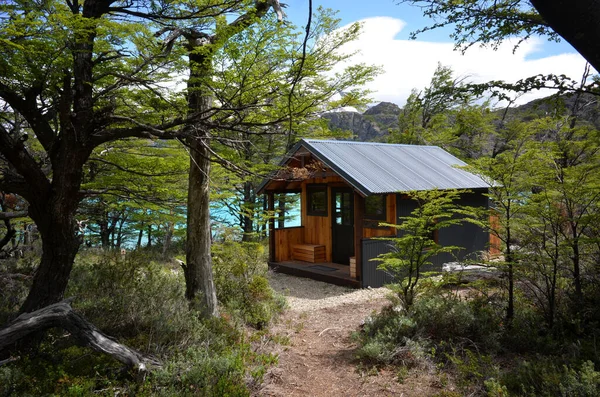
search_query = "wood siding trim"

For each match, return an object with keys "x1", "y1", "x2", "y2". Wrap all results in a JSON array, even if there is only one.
[{"x1": 489, "y1": 210, "x2": 502, "y2": 256}]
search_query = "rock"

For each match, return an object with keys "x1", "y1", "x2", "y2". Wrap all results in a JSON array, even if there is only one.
[
  {"x1": 364, "y1": 101, "x2": 400, "y2": 116},
  {"x1": 323, "y1": 101, "x2": 400, "y2": 142}
]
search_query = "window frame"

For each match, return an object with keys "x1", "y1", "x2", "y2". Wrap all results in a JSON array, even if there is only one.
[{"x1": 306, "y1": 184, "x2": 328, "y2": 217}]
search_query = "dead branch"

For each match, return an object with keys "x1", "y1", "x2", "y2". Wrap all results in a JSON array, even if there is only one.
[{"x1": 0, "y1": 299, "x2": 160, "y2": 371}]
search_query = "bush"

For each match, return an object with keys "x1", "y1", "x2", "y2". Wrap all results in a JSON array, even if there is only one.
[
  {"x1": 67, "y1": 250, "x2": 204, "y2": 354},
  {"x1": 499, "y1": 359, "x2": 600, "y2": 397},
  {"x1": 355, "y1": 274, "x2": 600, "y2": 396},
  {"x1": 212, "y1": 241, "x2": 286, "y2": 328}
]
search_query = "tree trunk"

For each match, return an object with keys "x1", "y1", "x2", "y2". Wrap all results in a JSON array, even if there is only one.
[
  {"x1": 162, "y1": 220, "x2": 174, "y2": 256},
  {"x1": 261, "y1": 196, "x2": 268, "y2": 239},
  {"x1": 115, "y1": 215, "x2": 126, "y2": 249},
  {"x1": 277, "y1": 195, "x2": 286, "y2": 229},
  {"x1": 185, "y1": 136, "x2": 218, "y2": 316},
  {"x1": 98, "y1": 209, "x2": 113, "y2": 249},
  {"x1": 241, "y1": 182, "x2": 255, "y2": 241},
  {"x1": 0, "y1": 299, "x2": 160, "y2": 371},
  {"x1": 570, "y1": 235, "x2": 583, "y2": 303},
  {"x1": 20, "y1": 149, "x2": 89, "y2": 313},
  {"x1": 506, "y1": 261, "x2": 514, "y2": 322},
  {"x1": 0, "y1": 219, "x2": 16, "y2": 252},
  {"x1": 505, "y1": 222, "x2": 514, "y2": 322},
  {"x1": 147, "y1": 225, "x2": 152, "y2": 248},
  {"x1": 20, "y1": 7, "x2": 103, "y2": 313},
  {"x1": 136, "y1": 224, "x2": 144, "y2": 249},
  {"x1": 184, "y1": 49, "x2": 218, "y2": 317}
]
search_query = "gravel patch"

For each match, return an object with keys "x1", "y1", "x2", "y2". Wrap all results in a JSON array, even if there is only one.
[{"x1": 268, "y1": 270, "x2": 391, "y2": 312}]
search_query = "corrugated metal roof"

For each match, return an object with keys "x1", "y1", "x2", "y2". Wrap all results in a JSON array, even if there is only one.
[{"x1": 299, "y1": 139, "x2": 490, "y2": 195}]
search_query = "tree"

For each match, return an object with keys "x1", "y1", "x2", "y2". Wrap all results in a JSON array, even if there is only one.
[
  {"x1": 375, "y1": 189, "x2": 466, "y2": 309},
  {"x1": 471, "y1": 121, "x2": 538, "y2": 322},
  {"x1": 391, "y1": 64, "x2": 496, "y2": 159},
  {"x1": 80, "y1": 139, "x2": 188, "y2": 249},
  {"x1": 531, "y1": 111, "x2": 600, "y2": 311},
  {"x1": 206, "y1": 7, "x2": 375, "y2": 243},
  {"x1": 0, "y1": 192, "x2": 28, "y2": 255},
  {"x1": 0, "y1": 0, "x2": 196, "y2": 312},
  {"x1": 155, "y1": 5, "x2": 376, "y2": 314}
]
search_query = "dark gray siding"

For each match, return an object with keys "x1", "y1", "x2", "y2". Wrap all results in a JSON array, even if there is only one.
[
  {"x1": 361, "y1": 239, "x2": 452, "y2": 288},
  {"x1": 361, "y1": 239, "x2": 395, "y2": 288},
  {"x1": 438, "y1": 190, "x2": 489, "y2": 261},
  {"x1": 360, "y1": 190, "x2": 489, "y2": 288}
]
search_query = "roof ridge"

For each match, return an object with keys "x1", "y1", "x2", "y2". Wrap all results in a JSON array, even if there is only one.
[{"x1": 301, "y1": 138, "x2": 440, "y2": 148}]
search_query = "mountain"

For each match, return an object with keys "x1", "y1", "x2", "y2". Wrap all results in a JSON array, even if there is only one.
[
  {"x1": 502, "y1": 93, "x2": 600, "y2": 130},
  {"x1": 323, "y1": 102, "x2": 400, "y2": 142},
  {"x1": 324, "y1": 94, "x2": 600, "y2": 144}
]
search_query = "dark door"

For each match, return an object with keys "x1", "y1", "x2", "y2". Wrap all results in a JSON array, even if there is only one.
[{"x1": 331, "y1": 188, "x2": 354, "y2": 265}]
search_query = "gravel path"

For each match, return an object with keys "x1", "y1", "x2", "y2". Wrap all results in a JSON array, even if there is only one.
[
  {"x1": 268, "y1": 271, "x2": 390, "y2": 312},
  {"x1": 257, "y1": 272, "x2": 442, "y2": 397}
]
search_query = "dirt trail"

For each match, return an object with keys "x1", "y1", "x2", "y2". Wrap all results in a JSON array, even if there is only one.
[{"x1": 256, "y1": 273, "x2": 442, "y2": 397}]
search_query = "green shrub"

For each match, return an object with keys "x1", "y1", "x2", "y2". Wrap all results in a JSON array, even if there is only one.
[
  {"x1": 212, "y1": 241, "x2": 286, "y2": 328},
  {"x1": 67, "y1": 250, "x2": 206, "y2": 354},
  {"x1": 499, "y1": 358, "x2": 600, "y2": 397},
  {"x1": 1, "y1": 240, "x2": 285, "y2": 396}
]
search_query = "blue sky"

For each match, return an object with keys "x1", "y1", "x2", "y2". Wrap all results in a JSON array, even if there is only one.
[{"x1": 282, "y1": 0, "x2": 590, "y2": 106}]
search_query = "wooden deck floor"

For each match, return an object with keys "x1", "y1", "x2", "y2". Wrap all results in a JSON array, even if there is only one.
[{"x1": 269, "y1": 260, "x2": 360, "y2": 288}]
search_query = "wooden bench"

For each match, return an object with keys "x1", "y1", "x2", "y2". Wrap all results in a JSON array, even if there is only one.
[{"x1": 291, "y1": 244, "x2": 326, "y2": 263}]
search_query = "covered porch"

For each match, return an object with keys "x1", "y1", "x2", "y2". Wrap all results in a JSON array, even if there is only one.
[{"x1": 268, "y1": 260, "x2": 360, "y2": 288}]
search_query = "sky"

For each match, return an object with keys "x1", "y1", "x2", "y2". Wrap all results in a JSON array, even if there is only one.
[{"x1": 283, "y1": 0, "x2": 592, "y2": 107}]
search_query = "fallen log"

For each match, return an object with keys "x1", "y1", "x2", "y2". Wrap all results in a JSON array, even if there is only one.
[{"x1": 0, "y1": 299, "x2": 160, "y2": 371}]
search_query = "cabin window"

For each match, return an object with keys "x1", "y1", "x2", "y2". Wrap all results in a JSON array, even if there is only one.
[
  {"x1": 364, "y1": 195, "x2": 386, "y2": 221},
  {"x1": 307, "y1": 184, "x2": 328, "y2": 216},
  {"x1": 275, "y1": 192, "x2": 301, "y2": 228}
]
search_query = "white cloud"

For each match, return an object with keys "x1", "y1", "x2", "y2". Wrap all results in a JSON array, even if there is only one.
[{"x1": 336, "y1": 17, "x2": 591, "y2": 107}]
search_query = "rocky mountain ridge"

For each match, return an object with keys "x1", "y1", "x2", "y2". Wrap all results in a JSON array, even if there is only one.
[
  {"x1": 322, "y1": 102, "x2": 400, "y2": 142},
  {"x1": 324, "y1": 94, "x2": 600, "y2": 142}
]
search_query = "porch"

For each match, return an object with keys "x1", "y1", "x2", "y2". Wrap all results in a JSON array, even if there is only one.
[{"x1": 268, "y1": 260, "x2": 360, "y2": 288}]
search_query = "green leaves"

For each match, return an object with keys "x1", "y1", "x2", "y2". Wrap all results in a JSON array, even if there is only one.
[
  {"x1": 401, "y1": 0, "x2": 556, "y2": 52},
  {"x1": 375, "y1": 189, "x2": 470, "y2": 308}
]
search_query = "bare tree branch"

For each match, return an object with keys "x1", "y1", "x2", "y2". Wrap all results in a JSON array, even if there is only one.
[{"x1": 0, "y1": 299, "x2": 160, "y2": 371}]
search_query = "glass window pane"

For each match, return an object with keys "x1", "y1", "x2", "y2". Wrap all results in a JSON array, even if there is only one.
[
  {"x1": 307, "y1": 185, "x2": 327, "y2": 216},
  {"x1": 365, "y1": 195, "x2": 386, "y2": 221}
]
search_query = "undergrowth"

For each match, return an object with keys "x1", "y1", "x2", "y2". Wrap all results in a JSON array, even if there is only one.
[
  {"x1": 354, "y1": 276, "x2": 600, "y2": 396},
  {"x1": 0, "y1": 243, "x2": 285, "y2": 396}
]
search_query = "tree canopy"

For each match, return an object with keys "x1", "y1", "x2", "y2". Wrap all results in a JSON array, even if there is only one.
[{"x1": 400, "y1": 0, "x2": 600, "y2": 86}]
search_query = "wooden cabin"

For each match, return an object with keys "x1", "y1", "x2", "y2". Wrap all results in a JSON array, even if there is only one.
[{"x1": 257, "y1": 139, "x2": 493, "y2": 288}]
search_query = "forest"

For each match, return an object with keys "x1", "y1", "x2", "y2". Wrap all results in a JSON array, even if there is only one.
[{"x1": 1, "y1": 0, "x2": 600, "y2": 396}]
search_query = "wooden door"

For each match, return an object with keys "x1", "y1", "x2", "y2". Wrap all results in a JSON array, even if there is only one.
[{"x1": 331, "y1": 188, "x2": 354, "y2": 265}]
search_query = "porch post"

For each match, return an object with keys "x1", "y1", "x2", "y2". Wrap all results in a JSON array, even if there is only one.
[
  {"x1": 267, "y1": 192, "x2": 275, "y2": 262},
  {"x1": 354, "y1": 192, "x2": 364, "y2": 282}
]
